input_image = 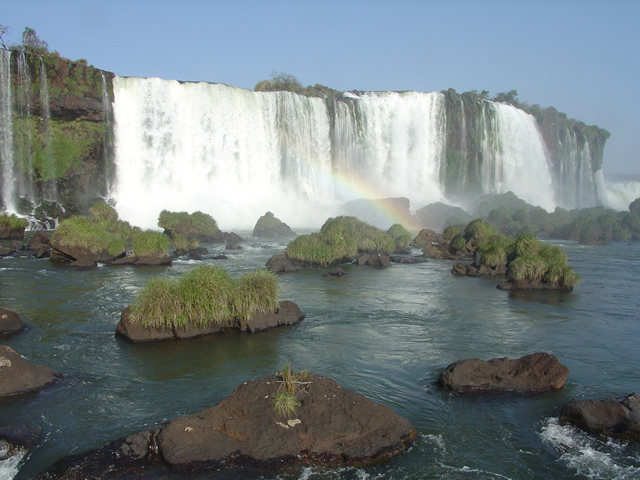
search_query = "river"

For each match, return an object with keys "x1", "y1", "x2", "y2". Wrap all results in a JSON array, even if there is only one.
[{"x1": 1, "y1": 235, "x2": 639, "y2": 479}]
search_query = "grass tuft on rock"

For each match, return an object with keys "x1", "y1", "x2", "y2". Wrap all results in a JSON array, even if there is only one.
[
  {"x1": 0, "y1": 213, "x2": 29, "y2": 231},
  {"x1": 54, "y1": 215, "x2": 129, "y2": 256},
  {"x1": 158, "y1": 210, "x2": 220, "y2": 238},
  {"x1": 132, "y1": 230, "x2": 170, "y2": 257},
  {"x1": 387, "y1": 223, "x2": 413, "y2": 248},
  {"x1": 89, "y1": 201, "x2": 118, "y2": 223},
  {"x1": 285, "y1": 216, "x2": 395, "y2": 267},
  {"x1": 128, "y1": 265, "x2": 281, "y2": 330}
]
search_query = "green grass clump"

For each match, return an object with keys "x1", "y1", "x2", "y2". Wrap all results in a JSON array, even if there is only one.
[
  {"x1": 132, "y1": 230, "x2": 170, "y2": 257},
  {"x1": 443, "y1": 224, "x2": 462, "y2": 244},
  {"x1": 89, "y1": 201, "x2": 118, "y2": 222},
  {"x1": 158, "y1": 210, "x2": 220, "y2": 238},
  {"x1": 285, "y1": 216, "x2": 395, "y2": 267},
  {"x1": 477, "y1": 235, "x2": 514, "y2": 268},
  {"x1": 450, "y1": 234, "x2": 467, "y2": 252},
  {"x1": 128, "y1": 265, "x2": 281, "y2": 330},
  {"x1": 0, "y1": 213, "x2": 29, "y2": 231},
  {"x1": 54, "y1": 215, "x2": 127, "y2": 256},
  {"x1": 387, "y1": 223, "x2": 412, "y2": 248},
  {"x1": 464, "y1": 218, "x2": 497, "y2": 245},
  {"x1": 271, "y1": 361, "x2": 307, "y2": 418},
  {"x1": 233, "y1": 269, "x2": 280, "y2": 328}
]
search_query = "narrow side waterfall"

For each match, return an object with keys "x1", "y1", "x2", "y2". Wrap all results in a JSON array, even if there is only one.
[
  {"x1": 483, "y1": 103, "x2": 556, "y2": 211},
  {"x1": 0, "y1": 49, "x2": 15, "y2": 211},
  {"x1": 38, "y1": 57, "x2": 57, "y2": 203},
  {"x1": 16, "y1": 51, "x2": 34, "y2": 204}
]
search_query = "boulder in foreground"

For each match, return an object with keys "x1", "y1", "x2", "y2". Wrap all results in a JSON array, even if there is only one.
[
  {"x1": 438, "y1": 352, "x2": 569, "y2": 393},
  {"x1": 0, "y1": 345, "x2": 60, "y2": 397},
  {"x1": 36, "y1": 372, "x2": 416, "y2": 478},
  {"x1": 559, "y1": 393, "x2": 640, "y2": 441}
]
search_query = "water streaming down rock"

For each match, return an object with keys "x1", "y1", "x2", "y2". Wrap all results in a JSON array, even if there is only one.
[
  {"x1": 15, "y1": 51, "x2": 35, "y2": 205},
  {"x1": 100, "y1": 72, "x2": 115, "y2": 199},
  {"x1": 37, "y1": 57, "x2": 57, "y2": 204},
  {"x1": 0, "y1": 49, "x2": 15, "y2": 212}
]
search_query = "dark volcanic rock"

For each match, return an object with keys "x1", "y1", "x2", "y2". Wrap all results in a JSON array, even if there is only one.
[
  {"x1": 390, "y1": 255, "x2": 427, "y2": 264},
  {"x1": 411, "y1": 228, "x2": 442, "y2": 248},
  {"x1": 0, "y1": 245, "x2": 14, "y2": 257},
  {"x1": 110, "y1": 254, "x2": 172, "y2": 266},
  {"x1": 27, "y1": 231, "x2": 51, "y2": 251},
  {"x1": 36, "y1": 373, "x2": 416, "y2": 478},
  {"x1": 116, "y1": 301, "x2": 305, "y2": 342},
  {"x1": 266, "y1": 253, "x2": 300, "y2": 273},
  {"x1": 438, "y1": 352, "x2": 569, "y2": 394},
  {"x1": 355, "y1": 253, "x2": 391, "y2": 266},
  {"x1": 0, "y1": 308, "x2": 26, "y2": 335},
  {"x1": 253, "y1": 211, "x2": 296, "y2": 238},
  {"x1": 323, "y1": 268, "x2": 347, "y2": 277},
  {"x1": 497, "y1": 279, "x2": 573, "y2": 291},
  {"x1": 452, "y1": 262, "x2": 507, "y2": 276},
  {"x1": 559, "y1": 393, "x2": 640, "y2": 441},
  {"x1": 0, "y1": 345, "x2": 61, "y2": 396}
]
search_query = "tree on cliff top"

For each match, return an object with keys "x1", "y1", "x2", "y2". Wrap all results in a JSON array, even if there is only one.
[
  {"x1": 255, "y1": 71, "x2": 304, "y2": 94},
  {"x1": 21, "y1": 27, "x2": 49, "y2": 55},
  {"x1": 0, "y1": 25, "x2": 9, "y2": 50}
]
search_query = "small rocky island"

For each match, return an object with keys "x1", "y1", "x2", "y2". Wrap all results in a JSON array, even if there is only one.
[
  {"x1": 116, "y1": 265, "x2": 304, "y2": 342},
  {"x1": 36, "y1": 369, "x2": 416, "y2": 478},
  {"x1": 0, "y1": 345, "x2": 60, "y2": 397}
]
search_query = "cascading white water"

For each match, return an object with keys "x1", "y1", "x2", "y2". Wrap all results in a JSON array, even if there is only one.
[
  {"x1": 113, "y1": 79, "x2": 570, "y2": 230},
  {"x1": 0, "y1": 49, "x2": 15, "y2": 212},
  {"x1": 482, "y1": 103, "x2": 556, "y2": 211},
  {"x1": 113, "y1": 77, "x2": 335, "y2": 229},
  {"x1": 333, "y1": 91, "x2": 446, "y2": 207},
  {"x1": 556, "y1": 128, "x2": 600, "y2": 208},
  {"x1": 16, "y1": 51, "x2": 35, "y2": 204},
  {"x1": 38, "y1": 57, "x2": 57, "y2": 203}
]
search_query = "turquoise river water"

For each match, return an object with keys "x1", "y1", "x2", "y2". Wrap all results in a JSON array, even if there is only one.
[{"x1": 1, "y1": 234, "x2": 639, "y2": 479}]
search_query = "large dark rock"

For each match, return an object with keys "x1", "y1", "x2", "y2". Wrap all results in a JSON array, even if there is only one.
[
  {"x1": 451, "y1": 261, "x2": 507, "y2": 277},
  {"x1": 438, "y1": 352, "x2": 569, "y2": 394},
  {"x1": 36, "y1": 373, "x2": 416, "y2": 478},
  {"x1": 390, "y1": 255, "x2": 427, "y2": 264},
  {"x1": 559, "y1": 393, "x2": 640, "y2": 441},
  {"x1": 253, "y1": 211, "x2": 296, "y2": 238},
  {"x1": 411, "y1": 228, "x2": 442, "y2": 248},
  {"x1": 265, "y1": 253, "x2": 300, "y2": 273},
  {"x1": 109, "y1": 253, "x2": 173, "y2": 266},
  {"x1": 0, "y1": 309, "x2": 27, "y2": 336},
  {"x1": 355, "y1": 253, "x2": 391, "y2": 266},
  {"x1": 0, "y1": 346, "x2": 60, "y2": 396},
  {"x1": 116, "y1": 301, "x2": 305, "y2": 342},
  {"x1": 0, "y1": 225, "x2": 25, "y2": 241}
]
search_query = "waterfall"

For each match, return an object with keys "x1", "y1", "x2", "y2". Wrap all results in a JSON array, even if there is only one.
[
  {"x1": 113, "y1": 77, "x2": 335, "y2": 229},
  {"x1": 100, "y1": 72, "x2": 115, "y2": 198},
  {"x1": 556, "y1": 128, "x2": 600, "y2": 208},
  {"x1": 481, "y1": 103, "x2": 556, "y2": 211},
  {"x1": 38, "y1": 57, "x2": 57, "y2": 202},
  {"x1": 332, "y1": 91, "x2": 446, "y2": 207},
  {"x1": 0, "y1": 49, "x2": 15, "y2": 212},
  {"x1": 16, "y1": 51, "x2": 35, "y2": 205},
  {"x1": 112, "y1": 78, "x2": 607, "y2": 230}
]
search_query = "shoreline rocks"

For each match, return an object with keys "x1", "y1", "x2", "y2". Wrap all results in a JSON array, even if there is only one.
[
  {"x1": 116, "y1": 300, "x2": 305, "y2": 343},
  {"x1": 438, "y1": 352, "x2": 569, "y2": 394},
  {"x1": 0, "y1": 346, "x2": 61, "y2": 397},
  {"x1": 36, "y1": 373, "x2": 416, "y2": 479}
]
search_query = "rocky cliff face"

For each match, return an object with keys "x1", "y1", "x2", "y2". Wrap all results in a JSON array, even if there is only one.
[{"x1": 0, "y1": 49, "x2": 114, "y2": 227}]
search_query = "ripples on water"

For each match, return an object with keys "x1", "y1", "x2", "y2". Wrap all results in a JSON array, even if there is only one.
[{"x1": 1, "y1": 237, "x2": 639, "y2": 479}]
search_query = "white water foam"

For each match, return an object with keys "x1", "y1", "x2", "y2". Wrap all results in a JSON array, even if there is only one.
[{"x1": 540, "y1": 417, "x2": 640, "y2": 479}]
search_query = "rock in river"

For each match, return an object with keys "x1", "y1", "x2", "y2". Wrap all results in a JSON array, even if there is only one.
[
  {"x1": 438, "y1": 352, "x2": 569, "y2": 394},
  {"x1": 36, "y1": 372, "x2": 416, "y2": 478}
]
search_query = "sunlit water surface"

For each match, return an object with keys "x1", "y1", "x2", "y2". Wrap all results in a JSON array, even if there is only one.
[{"x1": 1, "y1": 235, "x2": 639, "y2": 479}]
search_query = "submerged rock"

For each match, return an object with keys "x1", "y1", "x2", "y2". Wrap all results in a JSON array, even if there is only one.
[
  {"x1": 36, "y1": 372, "x2": 416, "y2": 478},
  {"x1": 559, "y1": 393, "x2": 640, "y2": 441},
  {"x1": 452, "y1": 261, "x2": 507, "y2": 276},
  {"x1": 265, "y1": 252, "x2": 300, "y2": 273},
  {"x1": 0, "y1": 345, "x2": 60, "y2": 396},
  {"x1": 497, "y1": 279, "x2": 574, "y2": 291},
  {"x1": 0, "y1": 309, "x2": 26, "y2": 335},
  {"x1": 323, "y1": 268, "x2": 347, "y2": 277},
  {"x1": 438, "y1": 352, "x2": 569, "y2": 394},
  {"x1": 116, "y1": 300, "x2": 305, "y2": 342}
]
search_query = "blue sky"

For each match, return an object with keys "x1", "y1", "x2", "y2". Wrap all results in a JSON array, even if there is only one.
[{"x1": 4, "y1": 0, "x2": 639, "y2": 175}]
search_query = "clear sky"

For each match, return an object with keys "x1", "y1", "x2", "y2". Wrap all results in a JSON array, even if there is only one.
[{"x1": 3, "y1": 0, "x2": 639, "y2": 175}]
